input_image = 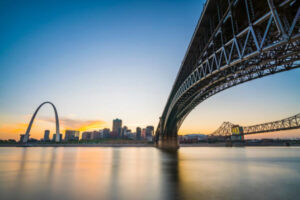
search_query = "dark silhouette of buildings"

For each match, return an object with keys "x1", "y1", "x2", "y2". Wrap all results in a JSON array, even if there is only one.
[
  {"x1": 44, "y1": 130, "x2": 50, "y2": 141},
  {"x1": 113, "y1": 119, "x2": 122, "y2": 137},
  {"x1": 64, "y1": 130, "x2": 80, "y2": 141},
  {"x1": 136, "y1": 127, "x2": 141, "y2": 140}
]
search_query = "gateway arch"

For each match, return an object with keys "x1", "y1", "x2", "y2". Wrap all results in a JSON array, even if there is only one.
[{"x1": 23, "y1": 101, "x2": 60, "y2": 143}]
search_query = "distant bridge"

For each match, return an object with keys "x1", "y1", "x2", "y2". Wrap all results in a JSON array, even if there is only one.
[
  {"x1": 156, "y1": 0, "x2": 300, "y2": 149},
  {"x1": 209, "y1": 113, "x2": 300, "y2": 137}
]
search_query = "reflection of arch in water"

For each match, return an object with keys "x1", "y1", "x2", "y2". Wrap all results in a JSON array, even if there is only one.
[{"x1": 23, "y1": 101, "x2": 60, "y2": 143}]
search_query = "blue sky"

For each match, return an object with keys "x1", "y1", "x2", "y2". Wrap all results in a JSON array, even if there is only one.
[{"x1": 0, "y1": 0, "x2": 299, "y2": 139}]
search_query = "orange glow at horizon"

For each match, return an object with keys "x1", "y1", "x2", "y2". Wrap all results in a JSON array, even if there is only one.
[
  {"x1": 0, "y1": 118, "x2": 108, "y2": 140},
  {"x1": 0, "y1": 123, "x2": 30, "y2": 139},
  {"x1": 72, "y1": 120, "x2": 107, "y2": 132}
]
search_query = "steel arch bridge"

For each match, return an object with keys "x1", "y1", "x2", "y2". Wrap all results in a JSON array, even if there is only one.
[
  {"x1": 209, "y1": 113, "x2": 300, "y2": 137},
  {"x1": 156, "y1": 0, "x2": 300, "y2": 149}
]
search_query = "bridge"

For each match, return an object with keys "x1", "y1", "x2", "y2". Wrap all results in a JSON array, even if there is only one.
[
  {"x1": 156, "y1": 0, "x2": 300, "y2": 149},
  {"x1": 209, "y1": 113, "x2": 300, "y2": 139}
]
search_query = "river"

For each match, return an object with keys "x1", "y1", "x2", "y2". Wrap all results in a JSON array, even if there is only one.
[{"x1": 0, "y1": 147, "x2": 300, "y2": 200}]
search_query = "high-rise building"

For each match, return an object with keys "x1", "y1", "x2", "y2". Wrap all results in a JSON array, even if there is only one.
[
  {"x1": 113, "y1": 119, "x2": 122, "y2": 137},
  {"x1": 44, "y1": 130, "x2": 50, "y2": 141},
  {"x1": 136, "y1": 127, "x2": 141, "y2": 140},
  {"x1": 65, "y1": 130, "x2": 80, "y2": 141},
  {"x1": 145, "y1": 126, "x2": 154, "y2": 142},
  {"x1": 146, "y1": 126, "x2": 154, "y2": 137}
]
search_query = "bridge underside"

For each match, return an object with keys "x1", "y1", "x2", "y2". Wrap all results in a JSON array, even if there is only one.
[{"x1": 156, "y1": 0, "x2": 300, "y2": 149}]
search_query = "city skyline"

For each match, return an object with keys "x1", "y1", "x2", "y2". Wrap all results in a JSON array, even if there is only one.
[
  {"x1": 15, "y1": 117, "x2": 155, "y2": 142},
  {"x1": 1, "y1": 0, "x2": 300, "y2": 140}
]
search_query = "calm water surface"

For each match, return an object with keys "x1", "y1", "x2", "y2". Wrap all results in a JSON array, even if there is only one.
[{"x1": 0, "y1": 147, "x2": 300, "y2": 200}]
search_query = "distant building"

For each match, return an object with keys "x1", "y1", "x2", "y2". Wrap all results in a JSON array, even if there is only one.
[
  {"x1": 145, "y1": 126, "x2": 154, "y2": 142},
  {"x1": 92, "y1": 131, "x2": 101, "y2": 139},
  {"x1": 122, "y1": 126, "x2": 128, "y2": 138},
  {"x1": 136, "y1": 127, "x2": 141, "y2": 140},
  {"x1": 142, "y1": 128, "x2": 146, "y2": 139},
  {"x1": 146, "y1": 126, "x2": 154, "y2": 137},
  {"x1": 128, "y1": 132, "x2": 136, "y2": 140},
  {"x1": 180, "y1": 134, "x2": 207, "y2": 143},
  {"x1": 103, "y1": 128, "x2": 110, "y2": 138},
  {"x1": 82, "y1": 131, "x2": 101, "y2": 140},
  {"x1": 110, "y1": 131, "x2": 118, "y2": 138},
  {"x1": 113, "y1": 119, "x2": 122, "y2": 137},
  {"x1": 44, "y1": 130, "x2": 50, "y2": 141},
  {"x1": 122, "y1": 127, "x2": 133, "y2": 138},
  {"x1": 82, "y1": 132, "x2": 93, "y2": 140},
  {"x1": 65, "y1": 130, "x2": 80, "y2": 141}
]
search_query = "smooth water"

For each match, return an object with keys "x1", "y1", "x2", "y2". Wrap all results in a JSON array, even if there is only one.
[{"x1": 0, "y1": 147, "x2": 300, "y2": 200}]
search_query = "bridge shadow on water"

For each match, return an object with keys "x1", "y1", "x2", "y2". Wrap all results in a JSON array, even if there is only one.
[{"x1": 159, "y1": 150, "x2": 181, "y2": 200}]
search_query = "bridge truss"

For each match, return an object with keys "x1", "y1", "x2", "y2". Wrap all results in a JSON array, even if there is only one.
[
  {"x1": 157, "y1": 0, "x2": 300, "y2": 142},
  {"x1": 210, "y1": 113, "x2": 300, "y2": 137}
]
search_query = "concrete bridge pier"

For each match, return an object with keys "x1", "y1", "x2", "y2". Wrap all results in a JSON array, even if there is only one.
[{"x1": 157, "y1": 135, "x2": 179, "y2": 150}]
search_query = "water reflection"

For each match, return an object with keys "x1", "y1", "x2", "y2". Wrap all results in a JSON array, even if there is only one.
[
  {"x1": 0, "y1": 147, "x2": 300, "y2": 200},
  {"x1": 160, "y1": 150, "x2": 180, "y2": 200}
]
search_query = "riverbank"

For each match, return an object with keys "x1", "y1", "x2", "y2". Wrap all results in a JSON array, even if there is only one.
[
  {"x1": 180, "y1": 143, "x2": 300, "y2": 147},
  {"x1": 0, "y1": 143, "x2": 155, "y2": 147},
  {"x1": 1, "y1": 143, "x2": 300, "y2": 147}
]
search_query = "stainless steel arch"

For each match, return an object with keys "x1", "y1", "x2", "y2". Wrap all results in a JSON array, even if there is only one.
[{"x1": 23, "y1": 101, "x2": 60, "y2": 143}]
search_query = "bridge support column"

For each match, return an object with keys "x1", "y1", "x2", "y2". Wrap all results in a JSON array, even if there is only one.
[{"x1": 157, "y1": 135, "x2": 179, "y2": 150}]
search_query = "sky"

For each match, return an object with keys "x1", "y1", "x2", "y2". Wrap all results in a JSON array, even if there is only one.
[{"x1": 0, "y1": 0, "x2": 299, "y2": 140}]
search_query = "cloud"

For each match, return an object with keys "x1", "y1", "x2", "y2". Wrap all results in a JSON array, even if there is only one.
[{"x1": 39, "y1": 116, "x2": 107, "y2": 132}]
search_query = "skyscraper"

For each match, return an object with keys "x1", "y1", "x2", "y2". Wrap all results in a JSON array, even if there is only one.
[
  {"x1": 44, "y1": 130, "x2": 50, "y2": 141},
  {"x1": 113, "y1": 119, "x2": 122, "y2": 137},
  {"x1": 136, "y1": 127, "x2": 141, "y2": 140}
]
